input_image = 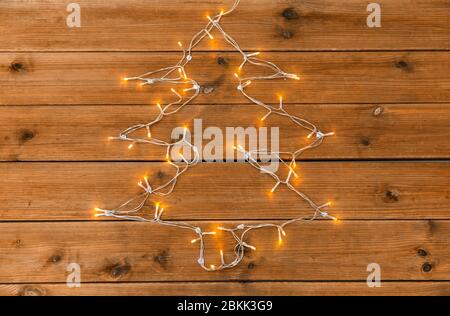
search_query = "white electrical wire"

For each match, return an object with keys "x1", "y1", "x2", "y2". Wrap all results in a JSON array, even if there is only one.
[{"x1": 96, "y1": 0, "x2": 336, "y2": 271}]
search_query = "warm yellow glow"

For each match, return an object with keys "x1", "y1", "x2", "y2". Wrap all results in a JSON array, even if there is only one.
[
  {"x1": 234, "y1": 73, "x2": 239, "y2": 78},
  {"x1": 128, "y1": 143, "x2": 134, "y2": 149},
  {"x1": 123, "y1": 77, "x2": 129, "y2": 82},
  {"x1": 94, "y1": 208, "x2": 102, "y2": 217},
  {"x1": 205, "y1": 29, "x2": 214, "y2": 40},
  {"x1": 178, "y1": 41, "x2": 183, "y2": 48},
  {"x1": 210, "y1": 231, "x2": 217, "y2": 235},
  {"x1": 290, "y1": 167, "x2": 299, "y2": 179},
  {"x1": 156, "y1": 103, "x2": 162, "y2": 111},
  {"x1": 210, "y1": 265, "x2": 215, "y2": 270},
  {"x1": 278, "y1": 236, "x2": 283, "y2": 245},
  {"x1": 292, "y1": 75, "x2": 300, "y2": 80},
  {"x1": 191, "y1": 239, "x2": 198, "y2": 244},
  {"x1": 171, "y1": 88, "x2": 177, "y2": 93}
]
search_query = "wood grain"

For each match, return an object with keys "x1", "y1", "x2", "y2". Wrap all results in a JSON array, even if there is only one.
[
  {"x1": 1, "y1": 162, "x2": 449, "y2": 221},
  {"x1": 1, "y1": 104, "x2": 450, "y2": 161},
  {"x1": 0, "y1": 220, "x2": 448, "y2": 282},
  {"x1": 2, "y1": 0, "x2": 450, "y2": 295},
  {"x1": 2, "y1": 282, "x2": 450, "y2": 296},
  {"x1": 1, "y1": 0, "x2": 450, "y2": 51},
  {"x1": 2, "y1": 52, "x2": 450, "y2": 105}
]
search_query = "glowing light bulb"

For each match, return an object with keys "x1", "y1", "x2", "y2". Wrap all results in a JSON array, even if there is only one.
[
  {"x1": 128, "y1": 143, "x2": 134, "y2": 150},
  {"x1": 234, "y1": 73, "x2": 239, "y2": 79},
  {"x1": 178, "y1": 41, "x2": 183, "y2": 48},
  {"x1": 156, "y1": 103, "x2": 162, "y2": 112},
  {"x1": 191, "y1": 239, "x2": 198, "y2": 244},
  {"x1": 210, "y1": 265, "x2": 215, "y2": 270},
  {"x1": 205, "y1": 29, "x2": 214, "y2": 40}
]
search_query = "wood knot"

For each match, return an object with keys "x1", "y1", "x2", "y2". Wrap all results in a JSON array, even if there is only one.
[
  {"x1": 417, "y1": 248, "x2": 428, "y2": 257},
  {"x1": 18, "y1": 128, "x2": 35, "y2": 144},
  {"x1": 422, "y1": 262, "x2": 432, "y2": 273},
  {"x1": 282, "y1": 8, "x2": 299, "y2": 20},
  {"x1": 15, "y1": 239, "x2": 23, "y2": 248},
  {"x1": 10, "y1": 62, "x2": 24, "y2": 72},
  {"x1": 394, "y1": 60, "x2": 412, "y2": 72},
  {"x1": 50, "y1": 254, "x2": 62, "y2": 263},
  {"x1": 384, "y1": 189, "x2": 399, "y2": 202},
  {"x1": 217, "y1": 56, "x2": 228, "y2": 66},
  {"x1": 153, "y1": 249, "x2": 170, "y2": 268},
  {"x1": 395, "y1": 60, "x2": 408, "y2": 68},
  {"x1": 109, "y1": 261, "x2": 131, "y2": 279},
  {"x1": 247, "y1": 262, "x2": 255, "y2": 269},
  {"x1": 360, "y1": 136, "x2": 371, "y2": 146},
  {"x1": 280, "y1": 29, "x2": 293, "y2": 39},
  {"x1": 19, "y1": 286, "x2": 45, "y2": 296},
  {"x1": 373, "y1": 106, "x2": 384, "y2": 116}
]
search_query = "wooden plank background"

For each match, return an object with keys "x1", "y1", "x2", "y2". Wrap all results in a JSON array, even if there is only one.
[{"x1": 0, "y1": 0, "x2": 450, "y2": 296}]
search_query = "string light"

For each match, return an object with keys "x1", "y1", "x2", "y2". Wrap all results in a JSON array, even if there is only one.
[{"x1": 97, "y1": 0, "x2": 337, "y2": 271}]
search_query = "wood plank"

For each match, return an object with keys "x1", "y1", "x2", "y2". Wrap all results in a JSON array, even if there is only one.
[
  {"x1": 2, "y1": 281, "x2": 450, "y2": 296},
  {"x1": 2, "y1": 52, "x2": 450, "y2": 105},
  {"x1": 1, "y1": 104, "x2": 450, "y2": 161},
  {"x1": 0, "y1": 220, "x2": 448, "y2": 282},
  {"x1": 1, "y1": 162, "x2": 449, "y2": 221},
  {"x1": 1, "y1": 0, "x2": 450, "y2": 51}
]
